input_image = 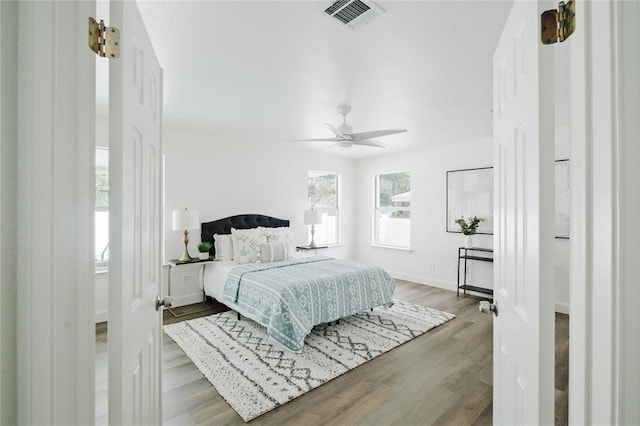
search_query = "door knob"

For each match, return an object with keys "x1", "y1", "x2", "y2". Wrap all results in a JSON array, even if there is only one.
[
  {"x1": 479, "y1": 300, "x2": 498, "y2": 317},
  {"x1": 156, "y1": 295, "x2": 173, "y2": 311}
]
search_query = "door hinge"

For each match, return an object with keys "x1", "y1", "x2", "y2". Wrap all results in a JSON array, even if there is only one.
[
  {"x1": 88, "y1": 17, "x2": 120, "y2": 58},
  {"x1": 541, "y1": 0, "x2": 576, "y2": 45}
]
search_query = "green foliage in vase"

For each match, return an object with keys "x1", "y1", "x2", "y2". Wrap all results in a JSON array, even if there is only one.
[
  {"x1": 197, "y1": 241, "x2": 212, "y2": 252},
  {"x1": 455, "y1": 216, "x2": 485, "y2": 235}
]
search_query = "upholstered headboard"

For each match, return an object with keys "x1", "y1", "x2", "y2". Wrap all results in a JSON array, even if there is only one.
[{"x1": 201, "y1": 214, "x2": 290, "y2": 257}]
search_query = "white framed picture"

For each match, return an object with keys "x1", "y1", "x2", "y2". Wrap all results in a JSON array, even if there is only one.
[{"x1": 446, "y1": 167, "x2": 494, "y2": 234}]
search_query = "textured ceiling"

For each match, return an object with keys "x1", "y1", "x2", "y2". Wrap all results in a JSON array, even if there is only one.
[{"x1": 98, "y1": 1, "x2": 514, "y2": 158}]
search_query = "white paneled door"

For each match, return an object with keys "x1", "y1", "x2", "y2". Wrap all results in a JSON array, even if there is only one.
[
  {"x1": 108, "y1": 1, "x2": 164, "y2": 424},
  {"x1": 492, "y1": 0, "x2": 555, "y2": 424}
]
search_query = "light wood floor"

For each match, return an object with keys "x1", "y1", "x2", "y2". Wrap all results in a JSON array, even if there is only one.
[{"x1": 95, "y1": 281, "x2": 569, "y2": 425}]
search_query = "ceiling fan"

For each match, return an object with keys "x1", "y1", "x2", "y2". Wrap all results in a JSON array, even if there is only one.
[{"x1": 292, "y1": 105, "x2": 407, "y2": 149}]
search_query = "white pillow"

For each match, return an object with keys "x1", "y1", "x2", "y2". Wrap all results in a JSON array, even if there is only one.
[
  {"x1": 231, "y1": 228, "x2": 266, "y2": 264},
  {"x1": 260, "y1": 240, "x2": 292, "y2": 263},
  {"x1": 213, "y1": 234, "x2": 233, "y2": 261},
  {"x1": 260, "y1": 227, "x2": 295, "y2": 254}
]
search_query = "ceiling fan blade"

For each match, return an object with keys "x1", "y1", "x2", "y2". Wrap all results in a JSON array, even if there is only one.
[
  {"x1": 350, "y1": 128, "x2": 407, "y2": 141},
  {"x1": 287, "y1": 137, "x2": 339, "y2": 142},
  {"x1": 324, "y1": 123, "x2": 348, "y2": 139},
  {"x1": 353, "y1": 140, "x2": 387, "y2": 148}
]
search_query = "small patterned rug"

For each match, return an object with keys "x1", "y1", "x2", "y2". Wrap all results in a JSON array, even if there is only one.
[{"x1": 163, "y1": 300, "x2": 455, "y2": 422}]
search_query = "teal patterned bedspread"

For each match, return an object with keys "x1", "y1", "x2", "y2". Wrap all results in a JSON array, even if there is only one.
[{"x1": 222, "y1": 256, "x2": 395, "y2": 352}]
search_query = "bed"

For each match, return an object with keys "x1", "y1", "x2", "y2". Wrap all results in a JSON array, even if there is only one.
[{"x1": 200, "y1": 214, "x2": 396, "y2": 352}]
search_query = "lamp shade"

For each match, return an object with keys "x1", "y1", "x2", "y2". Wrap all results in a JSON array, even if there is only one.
[
  {"x1": 304, "y1": 209, "x2": 323, "y2": 225},
  {"x1": 172, "y1": 208, "x2": 200, "y2": 231}
]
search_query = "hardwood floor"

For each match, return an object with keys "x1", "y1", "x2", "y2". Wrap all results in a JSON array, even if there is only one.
[{"x1": 95, "y1": 281, "x2": 569, "y2": 425}]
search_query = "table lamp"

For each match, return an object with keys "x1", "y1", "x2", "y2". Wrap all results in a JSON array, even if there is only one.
[
  {"x1": 172, "y1": 208, "x2": 200, "y2": 261},
  {"x1": 304, "y1": 209, "x2": 323, "y2": 248}
]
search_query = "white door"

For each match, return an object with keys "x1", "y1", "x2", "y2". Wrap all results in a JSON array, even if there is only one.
[
  {"x1": 108, "y1": 1, "x2": 164, "y2": 423},
  {"x1": 492, "y1": 0, "x2": 555, "y2": 424}
]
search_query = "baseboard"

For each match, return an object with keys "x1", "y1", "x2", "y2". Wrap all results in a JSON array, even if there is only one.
[
  {"x1": 388, "y1": 270, "x2": 570, "y2": 314},
  {"x1": 171, "y1": 292, "x2": 205, "y2": 308},
  {"x1": 555, "y1": 302, "x2": 570, "y2": 315},
  {"x1": 386, "y1": 270, "x2": 457, "y2": 292}
]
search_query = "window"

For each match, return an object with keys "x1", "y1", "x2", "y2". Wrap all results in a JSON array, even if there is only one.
[
  {"x1": 95, "y1": 147, "x2": 109, "y2": 270},
  {"x1": 374, "y1": 171, "x2": 411, "y2": 249},
  {"x1": 307, "y1": 170, "x2": 339, "y2": 245}
]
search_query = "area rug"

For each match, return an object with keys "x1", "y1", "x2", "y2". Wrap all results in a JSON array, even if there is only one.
[{"x1": 163, "y1": 299, "x2": 454, "y2": 422}]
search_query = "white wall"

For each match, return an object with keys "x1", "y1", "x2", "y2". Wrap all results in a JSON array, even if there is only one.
[
  {"x1": 162, "y1": 123, "x2": 356, "y2": 305},
  {"x1": 96, "y1": 105, "x2": 569, "y2": 315},
  {"x1": 354, "y1": 136, "x2": 571, "y2": 313},
  {"x1": 354, "y1": 138, "x2": 494, "y2": 292},
  {"x1": 95, "y1": 273, "x2": 108, "y2": 323},
  {"x1": 554, "y1": 123, "x2": 570, "y2": 313},
  {"x1": 96, "y1": 120, "x2": 569, "y2": 314}
]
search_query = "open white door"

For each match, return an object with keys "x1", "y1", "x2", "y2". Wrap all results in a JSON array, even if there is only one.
[
  {"x1": 108, "y1": 1, "x2": 164, "y2": 423},
  {"x1": 492, "y1": 0, "x2": 555, "y2": 424}
]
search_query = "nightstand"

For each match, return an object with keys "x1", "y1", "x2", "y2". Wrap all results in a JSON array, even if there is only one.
[
  {"x1": 296, "y1": 245, "x2": 329, "y2": 255},
  {"x1": 167, "y1": 257, "x2": 215, "y2": 317}
]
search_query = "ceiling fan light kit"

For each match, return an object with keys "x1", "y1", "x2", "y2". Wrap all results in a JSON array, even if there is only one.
[{"x1": 292, "y1": 104, "x2": 406, "y2": 149}]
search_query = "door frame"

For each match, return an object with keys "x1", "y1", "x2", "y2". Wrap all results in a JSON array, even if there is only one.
[
  {"x1": 14, "y1": 1, "x2": 96, "y2": 424},
  {"x1": 569, "y1": 0, "x2": 640, "y2": 423},
  {"x1": 0, "y1": 1, "x2": 19, "y2": 423}
]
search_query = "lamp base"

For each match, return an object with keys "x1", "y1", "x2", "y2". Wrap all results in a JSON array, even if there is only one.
[
  {"x1": 308, "y1": 225, "x2": 318, "y2": 248},
  {"x1": 179, "y1": 230, "x2": 192, "y2": 261}
]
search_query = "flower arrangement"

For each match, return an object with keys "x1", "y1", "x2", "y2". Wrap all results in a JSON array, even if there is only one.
[
  {"x1": 197, "y1": 241, "x2": 212, "y2": 253},
  {"x1": 455, "y1": 216, "x2": 485, "y2": 235}
]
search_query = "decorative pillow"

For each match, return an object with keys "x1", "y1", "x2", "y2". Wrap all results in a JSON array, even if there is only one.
[
  {"x1": 213, "y1": 234, "x2": 233, "y2": 261},
  {"x1": 260, "y1": 227, "x2": 295, "y2": 254},
  {"x1": 260, "y1": 240, "x2": 291, "y2": 263},
  {"x1": 231, "y1": 228, "x2": 266, "y2": 264}
]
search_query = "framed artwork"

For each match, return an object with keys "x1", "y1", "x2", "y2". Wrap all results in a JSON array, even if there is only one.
[
  {"x1": 555, "y1": 159, "x2": 570, "y2": 239},
  {"x1": 446, "y1": 167, "x2": 494, "y2": 234}
]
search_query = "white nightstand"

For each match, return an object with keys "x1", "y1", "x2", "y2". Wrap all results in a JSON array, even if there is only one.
[
  {"x1": 296, "y1": 245, "x2": 329, "y2": 256},
  {"x1": 167, "y1": 257, "x2": 215, "y2": 317}
]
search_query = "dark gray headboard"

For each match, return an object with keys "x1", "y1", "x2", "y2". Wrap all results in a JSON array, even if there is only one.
[{"x1": 201, "y1": 214, "x2": 290, "y2": 257}]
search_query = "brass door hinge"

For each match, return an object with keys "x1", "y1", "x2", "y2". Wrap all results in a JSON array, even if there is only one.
[
  {"x1": 88, "y1": 17, "x2": 120, "y2": 58},
  {"x1": 541, "y1": 0, "x2": 575, "y2": 44}
]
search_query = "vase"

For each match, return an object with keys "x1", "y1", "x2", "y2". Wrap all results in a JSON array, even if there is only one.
[
  {"x1": 464, "y1": 235, "x2": 473, "y2": 249},
  {"x1": 198, "y1": 252, "x2": 209, "y2": 260}
]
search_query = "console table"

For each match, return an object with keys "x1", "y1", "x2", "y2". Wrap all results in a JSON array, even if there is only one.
[{"x1": 457, "y1": 247, "x2": 493, "y2": 297}]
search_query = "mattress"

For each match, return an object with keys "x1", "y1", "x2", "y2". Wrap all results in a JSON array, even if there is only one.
[{"x1": 207, "y1": 256, "x2": 395, "y2": 352}]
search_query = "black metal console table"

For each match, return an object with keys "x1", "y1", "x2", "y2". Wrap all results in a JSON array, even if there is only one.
[{"x1": 457, "y1": 247, "x2": 494, "y2": 297}]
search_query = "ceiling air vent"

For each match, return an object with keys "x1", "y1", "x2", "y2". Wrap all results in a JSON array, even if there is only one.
[{"x1": 323, "y1": 0, "x2": 384, "y2": 30}]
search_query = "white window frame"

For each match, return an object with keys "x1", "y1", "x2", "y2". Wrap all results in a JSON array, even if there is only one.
[
  {"x1": 373, "y1": 170, "x2": 411, "y2": 250},
  {"x1": 307, "y1": 170, "x2": 340, "y2": 246}
]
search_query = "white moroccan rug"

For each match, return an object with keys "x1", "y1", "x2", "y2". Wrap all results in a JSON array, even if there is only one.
[{"x1": 163, "y1": 300, "x2": 455, "y2": 422}]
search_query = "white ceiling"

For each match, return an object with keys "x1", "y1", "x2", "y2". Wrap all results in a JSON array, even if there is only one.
[{"x1": 99, "y1": 1, "x2": 514, "y2": 159}]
